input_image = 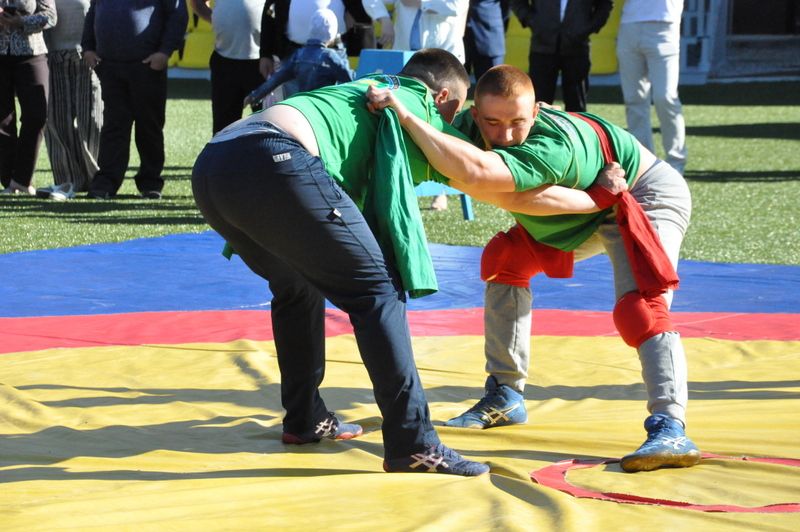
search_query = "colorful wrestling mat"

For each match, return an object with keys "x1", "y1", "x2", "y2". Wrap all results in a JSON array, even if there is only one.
[{"x1": 1, "y1": 232, "x2": 798, "y2": 530}]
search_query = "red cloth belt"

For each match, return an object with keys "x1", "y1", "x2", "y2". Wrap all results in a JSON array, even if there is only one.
[{"x1": 569, "y1": 112, "x2": 679, "y2": 297}]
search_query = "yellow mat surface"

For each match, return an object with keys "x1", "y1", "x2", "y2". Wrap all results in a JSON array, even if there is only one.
[{"x1": 2, "y1": 335, "x2": 799, "y2": 530}]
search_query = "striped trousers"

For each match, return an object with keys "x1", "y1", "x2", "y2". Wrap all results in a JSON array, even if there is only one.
[{"x1": 44, "y1": 50, "x2": 102, "y2": 191}]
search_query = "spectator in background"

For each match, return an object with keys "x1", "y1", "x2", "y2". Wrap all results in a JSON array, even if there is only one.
[
  {"x1": 0, "y1": 0, "x2": 56, "y2": 196},
  {"x1": 463, "y1": 0, "x2": 508, "y2": 83},
  {"x1": 361, "y1": 0, "x2": 469, "y2": 62},
  {"x1": 261, "y1": 0, "x2": 346, "y2": 78},
  {"x1": 510, "y1": 0, "x2": 612, "y2": 112},
  {"x1": 259, "y1": 0, "x2": 349, "y2": 98},
  {"x1": 616, "y1": 0, "x2": 686, "y2": 174},
  {"x1": 82, "y1": 0, "x2": 188, "y2": 200},
  {"x1": 191, "y1": 0, "x2": 266, "y2": 134},
  {"x1": 37, "y1": 0, "x2": 101, "y2": 201},
  {"x1": 244, "y1": 9, "x2": 353, "y2": 109}
]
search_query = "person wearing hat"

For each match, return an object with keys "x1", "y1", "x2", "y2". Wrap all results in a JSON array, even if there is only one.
[{"x1": 244, "y1": 8, "x2": 354, "y2": 109}]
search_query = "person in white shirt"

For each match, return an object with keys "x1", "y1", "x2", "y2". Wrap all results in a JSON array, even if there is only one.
[
  {"x1": 361, "y1": 0, "x2": 468, "y2": 62},
  {"x1": 616, "y1": 0, "x2": 687, "y2": 174},
  {"x1": 191, "y1": 0, "x2": 267, "y2": 133}
]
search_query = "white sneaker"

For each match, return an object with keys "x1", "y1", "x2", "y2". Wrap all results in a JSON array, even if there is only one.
[
  {"x1": 1, "y1": 182, "x2": 36, "y2": 196},
  {"x1": 36, "y1": 183, "x2": 75, "y2": 201},
  {"x1": 50, "y1": 183, "x2": 76, "y2": 201}
]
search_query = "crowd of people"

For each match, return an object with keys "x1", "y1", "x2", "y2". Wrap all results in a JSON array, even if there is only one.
[
  {"x1": 1, "y1": 0, "x2": 686, "y2": 200},
  {"x1": 3, "y1": 0, "x2": 698, "y2": 478}
]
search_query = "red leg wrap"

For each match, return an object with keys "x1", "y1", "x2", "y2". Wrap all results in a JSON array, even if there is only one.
[
  {"x1": 480, "y1": 225, "x2": 543, "y2": 287},
  {"x1": 613, "y1": 291, "x2": 674, "y2": 348}
]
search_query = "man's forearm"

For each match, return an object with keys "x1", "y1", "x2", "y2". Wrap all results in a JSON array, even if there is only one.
[
  {"x1": 454, "y1": 183, "x2": 601, "y2": 216},
  {"x1": 396, "y1": 111, "x2": 517, "y2": 192}
]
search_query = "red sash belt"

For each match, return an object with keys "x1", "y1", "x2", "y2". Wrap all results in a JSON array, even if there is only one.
[{"x1": 570, "y1": 112, "x2": 679, "y2": 297}]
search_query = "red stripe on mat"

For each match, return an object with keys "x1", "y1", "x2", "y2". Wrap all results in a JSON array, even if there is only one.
[{"x1": 1, "y1": 309, "x2": 798, "y2": 354}]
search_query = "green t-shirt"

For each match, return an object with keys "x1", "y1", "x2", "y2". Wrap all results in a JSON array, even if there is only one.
[
  {"x1": 282, "y1": 74, "x2": 456, "y2": 209},
  {"x1": 454, "y1": 108, "x2": 641, "y2": 251}
]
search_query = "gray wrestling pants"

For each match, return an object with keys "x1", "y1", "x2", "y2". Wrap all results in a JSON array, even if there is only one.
[{"x1": 485, "y1": 160, "x2": 692, "y2": 423}]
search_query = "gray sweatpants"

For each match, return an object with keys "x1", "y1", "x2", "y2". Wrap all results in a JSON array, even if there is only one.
[{"x1": 485, "y1": 160, "x2": 692, "y2": 423}]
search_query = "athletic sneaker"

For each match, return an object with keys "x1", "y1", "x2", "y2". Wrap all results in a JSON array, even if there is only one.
[
  {"x1": 620, "y1": 414, "x2": 702, "y2": 472},
  {"x1": 37, "y1": 183, "x2": 75, "y2": 200},
  {"x1": 383, "y1": 443, "x2": 490, "y2": 476},
  {"x1": 445, "y1": 376, "x2": 527, "y2": 429},
  {"x1": 281, "y1": 412, "x2": 363, "y2": 444},
  {"x1": 50, "y1": 183, "x2": 76, "y2": 201}
]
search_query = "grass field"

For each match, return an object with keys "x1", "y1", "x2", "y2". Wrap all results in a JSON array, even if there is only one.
[{"x1": 1, "y1": 79, "x2": 798, "y2": 264}]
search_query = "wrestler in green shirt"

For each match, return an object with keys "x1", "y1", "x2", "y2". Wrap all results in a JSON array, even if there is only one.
[
  {"x1": 453, "y1": 107, "x2": 641, "y2": 251},
  {"x1": 283, "y1": 74, "x2": 460, "y2": 207},
  {"x1": 217, "y1": 72, "x2": 466, "y2": 296}
]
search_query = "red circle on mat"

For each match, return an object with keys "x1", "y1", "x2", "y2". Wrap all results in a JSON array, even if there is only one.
[{"x1": 530, "y1": 453, "x2": 800, "y2": 513}]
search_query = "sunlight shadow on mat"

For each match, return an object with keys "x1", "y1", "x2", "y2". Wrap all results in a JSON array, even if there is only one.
[{"x1": 1, "y1": 334, "x2": 799, "y2": 529}]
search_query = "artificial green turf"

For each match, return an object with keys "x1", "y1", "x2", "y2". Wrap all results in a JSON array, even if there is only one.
[{"x1": 1, "y1": 79, "x2": 798, "y2": 264}]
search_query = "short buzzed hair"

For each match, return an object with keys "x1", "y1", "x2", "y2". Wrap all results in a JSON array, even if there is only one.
[
  {"x1": 400, "y1": 48, "x2": 470, "y2": 96},
  {"x1": 474, "y1": 65, "x2": 535, "y2": 101}
]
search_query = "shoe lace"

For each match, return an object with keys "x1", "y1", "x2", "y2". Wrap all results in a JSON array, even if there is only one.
[
  {"x1": 465, "y1": 388, "x2": 503, "y2": 415},
  {"x1": 314, "y1": 412, "x2": 339, "y2": 437},
  {"x1": 643, "y1": 417, "x2": 675, "y2": 444},
  {"x1": 430, "y1": 443, "x2": 460, "y2": 463}
]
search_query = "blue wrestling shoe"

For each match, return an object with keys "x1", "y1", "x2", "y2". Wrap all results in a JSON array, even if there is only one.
[
  {"x1": 282, "y1": 412, "x2": 363, "y2": 444},
  {"x1": 445, "y1": 376, "x2": 527, "y2": 429},
  {"x1": 620, "y1": 414, "x2": 702, "y2": 472},
  {"x1": 383, "y1": 443, "x2": 490, "y2": 476}
]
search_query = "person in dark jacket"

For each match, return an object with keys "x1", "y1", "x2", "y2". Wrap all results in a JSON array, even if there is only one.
[
  {"x1": 510, "y1": 0, "x2": 612, "y2": 111},
  {"x1": 463, "y1": 0, "x2": 508, "y2": 84},
  {"x1": 82, "y1": 0, "x2": 188, "y2": 200}
]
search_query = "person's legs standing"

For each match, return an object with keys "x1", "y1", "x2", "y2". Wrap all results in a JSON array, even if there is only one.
[
  {"x1": 528, "y1": 52, "x2": 559, "y2": 105},
  {"x1": 9, "y1": 54, "x2": 49, "y2": 188},
  {"x1": 483, "y1": 282, "x2": 531, "y2": 392},
  {"x1": 596, "y1": 161, "x2": 691, "y2": 423},
  {"x1": 559, "y1": 52, "x2": 590, "y2": 112},
  {"x1": 617, "y1": 22, "x2": 654, "y2": 152},
  {"x1": 73, "y1": 50, "x2": 102, "y2": 192},
  {"x1": 644, "y1": 22, "x2": 686, "y2": 174},
  {"x1": 599, "y1": 161, "x2": 697, "y2": 471},
  {"x1": 50, "y1": 51, "x2": 101, "y2": 192},
  {"x1": 45, "y1": 51, "x2": 83, "y2": 187},
  {"x1": 90, "y1": 62, "x2": 135, "y2": 197},
  {"x1": 192, "y1": 132, "x2": 439, "y2": 459},
  {"x1": 0, "y1": 55, "x2": 19, "y2": 188},
  {"x1": 210, "y1": 52, "x2": 264, "y2": 134},
  {"x1": 131, "y1": 63, "x2": 167, "y2": 195}
]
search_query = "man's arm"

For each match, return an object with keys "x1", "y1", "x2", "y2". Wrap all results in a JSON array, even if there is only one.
[
  {"x1": 157, "y1": 0, "x2": 189, "y2": 58},
  {"x1": 590, "y1": 0, "x2": 614, "y2": 34},
  {"x1": 508, "y1": 0, "x2": 534, "y2": 28},
  {"x1": 189, "y1": 0, "x2": 212, "y2": 23},
  {"x1": 366, "y1": 86, "x2": 628, "y2": 214},
  {"x1": 367, "y1": 85, "x2": 518, "y2": 191},
  {"x1": 456, "y1": 162, "x2": 627, "y2": 216},
  {"x1": 361, "y1": 0, "x2": 394, "y2": 47}
]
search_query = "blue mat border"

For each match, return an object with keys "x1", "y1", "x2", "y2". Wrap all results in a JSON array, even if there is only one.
[{"x1": 1, "y1": 232, "x2": 798, "y2": 317}]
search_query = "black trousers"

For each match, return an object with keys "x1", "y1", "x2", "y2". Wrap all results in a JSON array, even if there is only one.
[
  {"x1": 209, "y1": 51, "x2": 265, "y2": 134},
  {"x1": 192, "y1": 130, "x2": 439, "y2": 459},
  {"x1": 528, "y1": 51, "x2": 591, "y2": 112},
  {"x1": 0, "y1": 54, "x2": 49, "y2": 188},
  {"x1": 89, "y1": 61, "x2": 167, "y2": 196}
]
